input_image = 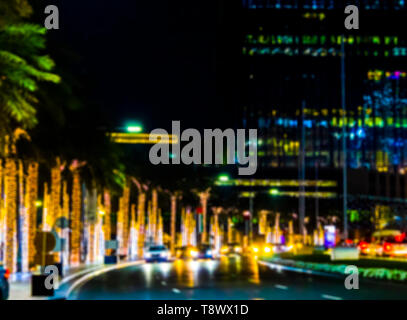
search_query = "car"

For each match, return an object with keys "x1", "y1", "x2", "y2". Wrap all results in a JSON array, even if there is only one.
[
  {"x1": 359, "y1": 230, "x2": 407, "y2": 257},
  {"x1": 144, "y1": 245, "x2": 170, "y2": 262},
  {"x1": 220, "y1": 243, "x2": 242, "y2": 256},
  {"x1": 250, "y1": 243, "x2": 290, "y2": 256},
  {"x1": 197, "y1": 244, "x2": 215, "y2": 259},
  {"x1": 0, "y1": 266, "x2": 10, "y2": 300},
  {"x1": 175, "y1": 245, "x2": 199, "y2": 259},
  {"x1": 378, "y1": 234, "x2": 407, "y2": 257}
]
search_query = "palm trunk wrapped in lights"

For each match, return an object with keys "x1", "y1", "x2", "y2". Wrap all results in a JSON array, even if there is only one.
[
  {"x1": 148, "y1": 200, "x2": 152, "y2": 243},
  {"x1": 88, "y1": 221, "x2": 95, "y2": 263},
  {"x1": 152, "y1": 189, "x2": 158, "y2": 244},
  {"x1": 157, "y1": 209, "x2": 163, "y2": 245},
  {"x1": 137, "y1": 193, "x2": 145, "y2": 258},
  {"x1": 0, "y1": 160, "x2": 3, "y2": 259},
  {"x1": 42, "y1": 183, "x2": 50, "y2": 231},
  {"x1": 87, "y1": 188, "x2": 98, "y2": 264},
  {"x1": 18, "y1": 160, "x2": 29, "y2": 273},
  {"x1": 101, "y1": 190, "x2": 111, "y2": 257},
  {"x1": 62, "y1": 181, "x2": 70, "y2": 265},
  {"x1": 227, "y1": 217, "x2": 233, "y2": 244},
  {"x1": 70, "y1": 170, "x2": 81, "y2": 266},
  {"x1": 117, "y1": 184, "x2": 130, "y2": 256},
  {"x1": 170, "y1": 195, "x2": 176, "y2": 255},
  {"x1": 198, "y1": 190, "x2": 210, "y2": 243},
  {"x1": 26, "y1": 162, "x2": 38, "y2": 269},
  {"x1": 212, "y1": 207, "x2": 222, "y2": 254},
  {"x1": 129, "y1": 203, "x2": 137, "y2": 259},
  {"x1": 103, "y1": 190, "x2": 111, "y2": 241},
  {"x1": 4, "y1": 158, "x2": 17, "y2": 273},
  {"x1": 181, "y1": 207, "x2": 186, "y2": 246},
  {"x1": 49, "y1": 159, "x2": 62, "y2": 234}
]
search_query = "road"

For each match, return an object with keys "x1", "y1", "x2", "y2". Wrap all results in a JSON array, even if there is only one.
[{"x1": 71, "y1": 255, "x2": 407, "y2": 300}]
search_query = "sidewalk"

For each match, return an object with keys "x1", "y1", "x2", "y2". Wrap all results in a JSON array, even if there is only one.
[{"x1": 8, "y1": 263, "x2": 104, "y2": 300}]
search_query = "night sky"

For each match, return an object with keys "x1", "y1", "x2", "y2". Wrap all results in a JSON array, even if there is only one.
[{"x1": 49, "y1": 0, "x2": 238, "y2": 132}]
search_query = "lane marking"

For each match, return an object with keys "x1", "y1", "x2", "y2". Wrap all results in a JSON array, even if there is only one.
[
  {"x1": 66, "y1": 261, "x2": 143, "y2": 299},
  {"x1": 172, "y1": 288, "x2": 181, "y2": 294},
  {"x1": 321, "y1": 294, "x2": 343, "y2": 300},
  {"x1": 274, "y1": 284, "x2": 288, "y2": 290},
  {"x1": 60, "y1": 265, "x2": 105, "y2": 285}
]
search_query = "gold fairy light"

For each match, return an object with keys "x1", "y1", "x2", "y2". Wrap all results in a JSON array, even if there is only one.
[
  {"x1": 152, "y1": 189, "x2": 158, "y2": 243},
  {"x1": 170, "y1": 195, "x2": 176, "y2": 254},
  {"x1": 26, "y1": 162, "x2": 38, "y2": 268},
  {"x1": 103, "y1": 190, "x2": 111, "y2": 241},
  {"x1": 117, "y1": 184, "x2": 130, "y2": 255},
  {"x1": 147, "y1": 200, "x2": 152, "y2": 240},
  {"x1": 117, "y1": 197, "x2": 124, "y2": 253},
  {"x1": 199, "y1": 190, "x2": 210, "y2": 243},
  {"x1": 157, "y1": 209, "x2": 163, "y2": 245},
  {"x1": 62, "y1": 181, "x2": 69, "y2": 264},
  {"x1": 70, "y1": 170, "x2": 81, "y2": 266},
  {"x1": 48, "y1": 159, "x2": 61, "y2": 231},
  {"x1": 122, "y1": 185, "x2": 130, "y2": 254},
  {"x1": 19, "y1": 160, "x2": 28, "y2": 273},
  {"x1": 4, "y1": 159, "x2": 17, "y2": 273},
  {"x1": 0, "y1": 160, "x2": 3, "y2": 258},
  {"x1": 88, "y1": 222, "x2": 95, "y2": 263},
  {"x1": 137, "y1": 193, "x2": 145, "y2": 258}
]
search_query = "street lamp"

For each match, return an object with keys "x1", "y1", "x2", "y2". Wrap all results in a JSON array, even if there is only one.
[
  {"x1": 218, "y1": 174, "x2": 230, "y2": 182},
  {"x1": 126, "y1": 125, "x2": 143, "y2": 133},
  {"x1": 269, "y1": 189, "x2": 280, "y2": 196}
]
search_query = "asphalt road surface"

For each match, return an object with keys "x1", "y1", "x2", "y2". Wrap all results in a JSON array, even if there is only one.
[{"x1": 71, "y1": 255, "x2": 407, "y2": 300}]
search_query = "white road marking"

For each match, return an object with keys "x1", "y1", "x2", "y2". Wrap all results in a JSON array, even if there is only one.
[
  {"x1": 274, "y1": 284, "x2": 288, "y2": 290},
  {"x1": 321, "y1": 294, "x2": 343, "y2": 300},
  {"x1": 172, "y1": 288, "x2": 181, "y2": 294},
  {"x1": 60, "y1": 265, "x2": 105, "y2": 285},
  {"x1": 66, "y1": 261, "x2": 143, "y2": 299}
]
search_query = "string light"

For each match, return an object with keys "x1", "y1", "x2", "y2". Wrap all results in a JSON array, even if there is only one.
[
  {"x1": 42, "y1": 183, "x2": 50, "y2": 231},
  {"x1": 137, "y1": 193, "x2": 145, "y2": 258},
  {"x1": 0, "y1": 160, "x2": 3, "y2": 263},
  {"x1": 49, "y1": 159, "x2": 61, "y2": 233},
  {"x1": 170, "y1": 195, "x2": 176, "y2": 255},
  {"x1": 62, "y1": 181, "x2": 70, "y2": 265},
  {"x1": 19, "y1": 160, "x2": 28, "y2": 273},
  {"x1": 70, "y1": 170, "x2": 81, "y2": 266},
  {"x1": 26, "y1": 162, "x2": 38, "y2": 268},
  {"x1": 4, "y1": 159, "x2": 17, "y2": 273},
  {"x1": 117, "y1": 184, "x2": 130, "y2": 255},
  {"x1": 152, "y1": 189, "x2": 158, "y2": 243}
]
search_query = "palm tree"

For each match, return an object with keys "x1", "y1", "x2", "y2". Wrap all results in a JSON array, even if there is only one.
[{"x1": 0, "y1": 7, "x2": 60, "y2": 150}]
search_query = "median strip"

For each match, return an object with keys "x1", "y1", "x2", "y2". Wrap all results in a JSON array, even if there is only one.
[{"x1": 321, "y1": 294, "x2": 343, "y2": 300}]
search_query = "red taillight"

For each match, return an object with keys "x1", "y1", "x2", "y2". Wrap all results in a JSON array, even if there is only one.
[
  {"x1": 4, "y1": 269, "x2": 10, "y2": 280},
  {"x1": 384, "y1": 243, "x2": 393, "y2": 252},
  {"x1": 359, "y1": 241, "x2": 368, "y2": 250}
]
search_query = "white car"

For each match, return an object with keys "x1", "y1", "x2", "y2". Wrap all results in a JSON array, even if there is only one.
[{"x1": 144, "y1": 245, "x2": 170, "y2": 262}]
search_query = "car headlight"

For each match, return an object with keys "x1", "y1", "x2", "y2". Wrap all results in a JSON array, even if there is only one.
[
  {"x1": 234, "y1": 247, "x2": 242, "y2": 253},
  {"x1": 190, "y1": 250, "x2": 198, "y2": 257},
  {"x1": 144, "y1": 253, "x2": 151, "y2": 258},
  {"x1": 206, "y1": 250, "x2": 212, "y2": 255},
  {"x1": 264, "y1": 246, "x2": 272, "y2": 253},
  {"x1": 252, "y1": 247, "x2": 259, "y2": 253},
  {"x1": 160, "y1": 252, "x2": 168, "y2": 258}
]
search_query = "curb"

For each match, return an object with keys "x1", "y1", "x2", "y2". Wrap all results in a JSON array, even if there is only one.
[
  {"x1": 64, "y1": 261, "x2": 144, "y2": 299},
  {"x1": 258, "y1": 258, "x2": 407, "y2": 283},
  {"x1": 258, "y1": 259, "x2": 344, "y2": 280}
]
